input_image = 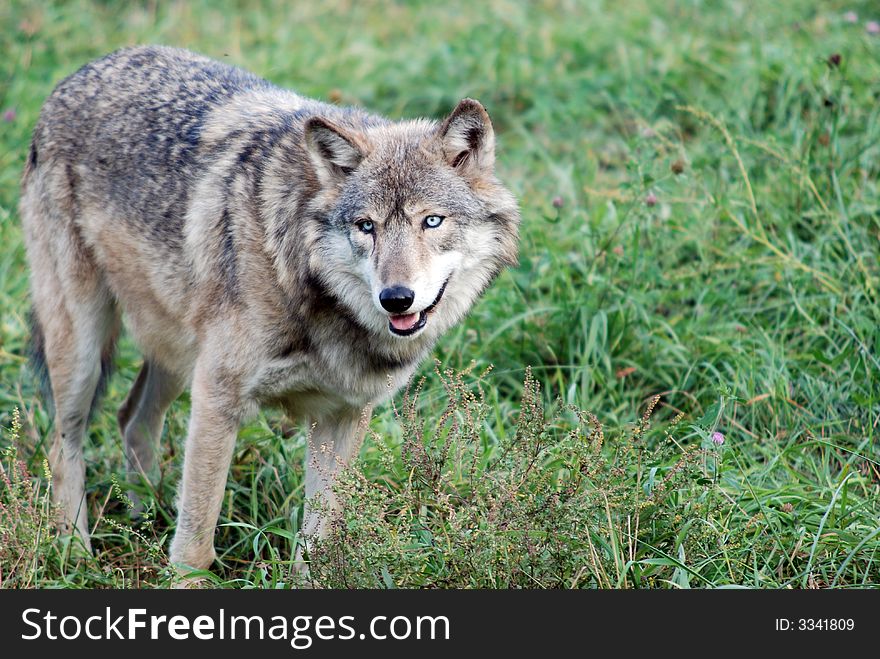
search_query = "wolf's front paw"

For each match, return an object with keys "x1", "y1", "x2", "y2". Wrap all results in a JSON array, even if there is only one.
[{"x1": 169, "y1": 533, "x2": 216, "y2": 573}]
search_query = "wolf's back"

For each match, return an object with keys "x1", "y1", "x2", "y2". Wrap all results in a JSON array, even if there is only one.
[
  {"x1": 26, "y1": 46, "x2": 275, "y2": 234},
  {"x1": 34, "y1": 45, "x2": 272, "y2": 160}
]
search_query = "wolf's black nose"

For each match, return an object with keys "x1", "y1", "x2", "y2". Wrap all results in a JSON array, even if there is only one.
[{"x1": 379, "y1": 286, "x2": 415, "y2": 313}]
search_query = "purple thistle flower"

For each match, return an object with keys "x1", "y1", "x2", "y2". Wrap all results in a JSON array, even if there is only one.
[
  {"x1": 645, "y1": 192, "x2": 658, "y2": 207},
  {"x1": 843, "y1": 11, "x2": 858, "y2": 24},
  {"x1": 711, "y1": 431, "x2": 725, "y2": 446},
  {"x1": 552, "y1": 196, "x2": 564, "y2": 209},
  {"x1": 2, "y1": 108, "x2": 15, "y2": 123},
  {"x1": 867, "y1": 21, "x2": 880, "y2": 35}
]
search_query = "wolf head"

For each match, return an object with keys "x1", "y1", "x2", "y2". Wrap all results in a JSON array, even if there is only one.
[{"x1": 305, "y1": 99, "x2": 520, "y2": 345}]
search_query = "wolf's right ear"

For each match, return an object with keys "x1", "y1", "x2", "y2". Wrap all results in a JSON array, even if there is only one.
[
  {"x1": 439, "y1": 98, "x2": 496, "y2": 179},
  {"x1": 304, "y1": 117, "x2": 366, "y2": 187}
]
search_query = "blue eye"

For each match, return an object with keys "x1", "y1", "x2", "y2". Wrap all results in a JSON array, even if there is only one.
[
  {"x1": 357, "y1": 220, "x2": 374, "y2": 233},
  {"x1": 424, "y1": 215, "x2": 445, "y2": 229}
]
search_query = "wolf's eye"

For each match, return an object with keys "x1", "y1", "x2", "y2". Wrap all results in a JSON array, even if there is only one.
[
  {"x1": 357, "y1": 220, "x2": 374, "y2": 234},
  {"x1": 423, "y1": 215, "x2": 445, "y2": 229}
]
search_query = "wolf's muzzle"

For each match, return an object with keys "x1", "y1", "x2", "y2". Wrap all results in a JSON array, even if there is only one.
[{"x1": 386, "y1": 278, "x2": 449, "y2": 337}]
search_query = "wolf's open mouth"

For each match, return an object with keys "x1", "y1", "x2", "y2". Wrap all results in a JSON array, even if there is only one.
[{"x1": 388, "y1": 279, "x2": 449, "y2": 337}]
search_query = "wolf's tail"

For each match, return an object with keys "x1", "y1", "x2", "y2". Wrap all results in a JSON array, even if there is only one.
[{"x1": 26, "y1": 308, "x2": 52, "y2": 412}]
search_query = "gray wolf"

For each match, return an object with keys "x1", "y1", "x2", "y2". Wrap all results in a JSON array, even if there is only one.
[{"x1": 20, "y1": 46, "x2": 519, "y2": 573}]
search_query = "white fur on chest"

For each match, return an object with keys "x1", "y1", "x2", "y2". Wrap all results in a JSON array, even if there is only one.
[{"x1": 244, "y1": 350, "x2": 417, "y2": 419}]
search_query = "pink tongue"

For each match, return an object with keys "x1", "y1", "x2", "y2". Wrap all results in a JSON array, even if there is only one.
[{"x1": 390, "y1": 313, "x2": 419, "y2": 331}]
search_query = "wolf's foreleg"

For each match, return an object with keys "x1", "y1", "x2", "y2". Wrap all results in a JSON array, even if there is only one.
[
  {"x1": 297, "y1": 406, "x2": 372, "y2": 563},
  {"x1": 169, "y1": 365, "x2": 243, "y2": 571}
]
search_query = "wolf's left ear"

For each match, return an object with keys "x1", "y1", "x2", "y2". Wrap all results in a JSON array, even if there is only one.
[
  {"x1": 439, "y1": 98, "x2": 495, "y2": 178},
  {"x1": 304, "y1": 117, "x2": 367, "y2": 187}
]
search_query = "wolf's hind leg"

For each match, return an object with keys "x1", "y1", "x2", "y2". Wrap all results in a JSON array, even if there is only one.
[
  {"x1": 30, "y1": 262, "x2": 117, "y2": 553},
  {"x1": 118, "y1": 360, "x2": 184, "y2": 512},
  {"x1": 22, "y1": 167, "x2": 119, "y2": 552}
]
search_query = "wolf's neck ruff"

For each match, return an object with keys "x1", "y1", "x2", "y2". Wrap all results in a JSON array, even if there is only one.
[{"x1": 22, "y1": 45, "x2": 520, "y2": 575}]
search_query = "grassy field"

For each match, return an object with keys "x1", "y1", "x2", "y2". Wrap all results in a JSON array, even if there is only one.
[{"x1": 1, "y1": 0, "x2": 878, "y2": 588}]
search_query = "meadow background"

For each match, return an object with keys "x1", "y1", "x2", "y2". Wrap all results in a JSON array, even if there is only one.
[{"x1": 1, "y1": 0, "x2": 878, "y2": 588}]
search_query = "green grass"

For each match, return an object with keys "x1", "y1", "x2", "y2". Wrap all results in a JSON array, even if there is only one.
[{"x1": 1, "y1": 0, "x2": 878, "y2": 588}]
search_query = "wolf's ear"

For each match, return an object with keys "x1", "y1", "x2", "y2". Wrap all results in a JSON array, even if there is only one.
[
  {"x1": 304, "y1": 117, "x2": 366, "y2": 187},
  {"x1": 439, "y1": 98, "x2": 495, "y2": 178}
]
